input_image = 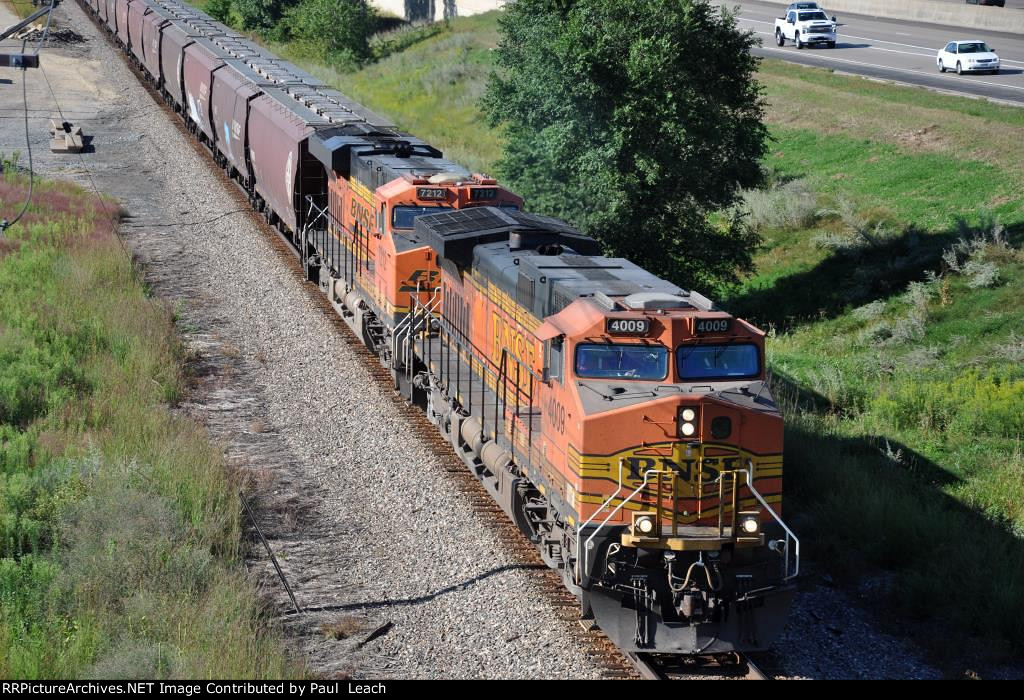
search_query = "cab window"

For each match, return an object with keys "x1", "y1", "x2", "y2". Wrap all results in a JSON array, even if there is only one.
[
  {"x1": 392, "y1": 205, "x2": 454, "y2": 230},
  {"x1": 676, "y1": 344, "x2": 760, "y2": 381},
  {"x1": 574, "y1": 343, "x2": 668, "y2": 381}
]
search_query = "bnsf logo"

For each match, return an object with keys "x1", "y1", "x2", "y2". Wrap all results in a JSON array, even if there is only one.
[
  {"x1": 624, "y1": 456, "x2": 744, "y2": 484},
  {"x1": 400, "y1": 269, "x2": 439, "y2": 293},
  {"x1": 350, "y1": 198, "x2": 375, "y2": 234}
]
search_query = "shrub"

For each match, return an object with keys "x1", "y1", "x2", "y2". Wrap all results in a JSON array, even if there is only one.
[
  {"x1": 739, "y1": 178, "x2": 818, "y2": 232},
  {"x1": 283, "y1": 0, "x2": 377, "y2": 69},
  {"x1": 233, "y1": 0, "x2": 298, "y2": 33},
  {"x1": 852, "y1": 299, "x2": 885, "y2": 321}
]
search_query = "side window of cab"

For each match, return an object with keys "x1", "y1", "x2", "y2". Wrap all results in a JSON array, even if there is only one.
[
  {"x1": 787, "y1": 11, "x2": 796, "y2": 23},
  {"x1": 547, "y1": 338, "x2": 564, "y2": 383}
]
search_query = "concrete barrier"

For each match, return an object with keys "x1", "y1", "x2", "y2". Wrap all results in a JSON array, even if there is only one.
[{"x1": 761, "y1": 0, "x2": 1024, "y2": 34}]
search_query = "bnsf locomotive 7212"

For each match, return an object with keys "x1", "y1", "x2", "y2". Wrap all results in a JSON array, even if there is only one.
[{"x1": 82, "y1": 0, "x2": 799, "y2": 656}]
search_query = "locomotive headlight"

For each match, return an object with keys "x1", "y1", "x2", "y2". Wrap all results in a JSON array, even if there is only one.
[
  {"x1": 740, "y1": 515, "x2": 760, "y2": 535},
  {"x1": 678, "y1": 406, "x2": 699, "y2": 439},
  {"x1": 634, "y1": 514, "x2": 656, "y2": 535}
]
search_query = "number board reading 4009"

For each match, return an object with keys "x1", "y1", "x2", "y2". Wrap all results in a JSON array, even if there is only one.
[
  {"x1": 695, "y1": 318, "x2": 731, "y2": 335},
  {"x1": 606, "y1": 318, "x2": 651, "y2": 336}
]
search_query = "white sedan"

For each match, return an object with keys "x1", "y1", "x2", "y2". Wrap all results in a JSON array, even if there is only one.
[{"x1": 937, "y1": 40, "x2": 1001, "y2": 74}]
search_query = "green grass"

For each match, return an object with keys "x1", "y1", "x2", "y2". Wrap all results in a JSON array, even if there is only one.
[
  {"x1": 207, "y1": 10, "x2": 1024, "y2": 659},
  {"x1": 0, "y1": 160, "x2": 301, "y2": 678},
  {"x1": 6, "y1": 0, "x2": 36, "y2": 19}
]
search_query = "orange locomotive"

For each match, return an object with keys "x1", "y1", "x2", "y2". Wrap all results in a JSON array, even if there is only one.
[
  {"x1": 319, "y1": 207, "x2": 800, "y2": 654},
  {"x1": 304, "y1": 134, "x2": 521, "y2": 354}
]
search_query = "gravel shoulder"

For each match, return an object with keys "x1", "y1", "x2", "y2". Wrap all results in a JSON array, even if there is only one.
[{"x1": 0, "y1": 1, "x2": 969, "y2": 680}]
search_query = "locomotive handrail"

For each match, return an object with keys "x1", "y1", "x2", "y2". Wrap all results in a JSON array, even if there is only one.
[
  {"x1": 576, "y1": 461, "x2": 668, "y2": 585},
  {"x1": 302, "y1": 195, "x2": 328, "y2": 232},
  {"x1": 394, "y1": 285, "x2": 441, "y2": 376},
  {"x1": 745, "y1": 459, "x2": 800, "y2": 581}
]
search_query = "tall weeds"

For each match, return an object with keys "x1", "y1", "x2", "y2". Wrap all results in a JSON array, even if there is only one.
[{"x1": 0, "y1": 167, "x2": 299, "y2": 678}]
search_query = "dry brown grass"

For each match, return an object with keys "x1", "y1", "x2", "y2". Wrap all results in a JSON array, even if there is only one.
[{"x1": 321, "y1": 616, "x2": 366, "y2": 641}]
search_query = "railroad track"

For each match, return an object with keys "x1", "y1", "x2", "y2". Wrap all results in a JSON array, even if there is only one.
[
  {"x1": 76, "y1": 1, "x2": 771, "y2": 680},
  {"x1": 627, "y1": 652, "x2": 770, "y2": 680}
]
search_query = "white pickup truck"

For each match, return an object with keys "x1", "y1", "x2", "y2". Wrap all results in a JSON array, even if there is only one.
[{"x1": 774, "y1": 8, "x2": 838, "y2": 49}]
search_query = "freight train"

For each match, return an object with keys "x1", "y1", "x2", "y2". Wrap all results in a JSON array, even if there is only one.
[{"x1": 80, "y1": 0, "x2": 799, "y2": 655}]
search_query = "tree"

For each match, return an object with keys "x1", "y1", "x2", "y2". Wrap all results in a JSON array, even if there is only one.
[
  {"x1": 284, "y1": 0, "x2": 378, "y2": 68},
  {"x1": 481, "y1": 0, "x2": 767, "y2": 291},
  {"x1": 204, "y1": 0, "x2": 233, "y2": 23},
  {"x1": 233, "y1": 0, "x2": 298, "y2": 33}
]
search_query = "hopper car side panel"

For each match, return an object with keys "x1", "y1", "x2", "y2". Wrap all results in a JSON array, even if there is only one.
[
  {"x1": 182, "y1": 40, "x2": 226, "y2": 145},
  {"x1": 248, "y1": 95, "x2": 318, "y2": 235},
  {"x1": 159, "y1": 23, "x2": 196, "y2": 112},
  {"x1": 209, "y1": 65, "x2": 259, "y2": 181},
  {"x1": 105, "y1": 0, "x2": 117, "y2": 32},
  {"x1": 140, "y1": 8, "x2": 167, "y2": 81},
  {"x1": 115, "y1": 0, "x2": 131, "y2": 47},
  {"x1": 126, "y1": 0, "x2": 149, "y2": 65}
]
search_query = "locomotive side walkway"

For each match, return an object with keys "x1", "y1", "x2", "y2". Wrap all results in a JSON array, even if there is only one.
[{"x1": 0, "y1": 0, "x2": 943, "y2": 679}]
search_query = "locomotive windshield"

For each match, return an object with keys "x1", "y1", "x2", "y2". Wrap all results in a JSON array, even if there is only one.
[
  {"x1": 676, "y1": 343, "x2": 760, "y2": 380},
  {"x1": 393, "y1": 205, "x2": 455, "y2": 230},
  {"x1": 575, "y1": 343, "x2": 668, "y2": 380}
]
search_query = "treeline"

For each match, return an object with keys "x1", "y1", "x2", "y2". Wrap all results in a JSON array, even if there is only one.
[{"x1": 203, "y1": 0, "x2": 381, "y2": 69}]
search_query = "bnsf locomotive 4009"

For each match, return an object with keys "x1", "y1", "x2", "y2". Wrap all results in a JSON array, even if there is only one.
[{"x1": 83, "y1": 0, "x2": 800, "y2": 656}]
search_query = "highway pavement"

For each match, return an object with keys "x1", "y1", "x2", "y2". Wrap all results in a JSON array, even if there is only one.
[{"x1": 716, "y1": 1, "x2": 1024, "y2": 106}]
